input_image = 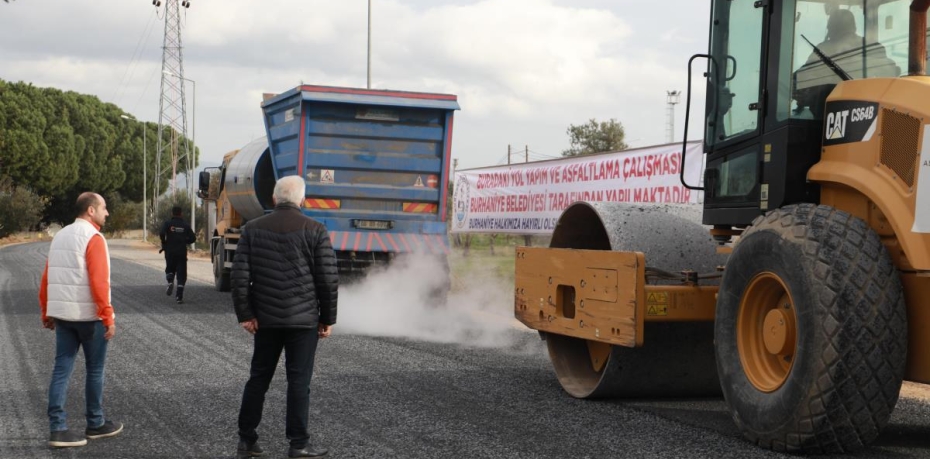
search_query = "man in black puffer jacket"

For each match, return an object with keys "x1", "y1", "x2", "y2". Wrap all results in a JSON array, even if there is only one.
[{"x1": 231, "y1": 175, "x2": 338, "y2": 459}]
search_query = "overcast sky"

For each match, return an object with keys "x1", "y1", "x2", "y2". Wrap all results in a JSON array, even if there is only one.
[{"x1": 0, "y1": 0, "x2": 710, "y2": 171}]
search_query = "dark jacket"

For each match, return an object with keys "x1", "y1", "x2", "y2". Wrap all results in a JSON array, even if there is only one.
[
  {"x1": 231, "y1": 203, "x2": 338, "y2": 328},
  {"x1": 159, "y1": 217, "x2": 195, "y2": 254}
]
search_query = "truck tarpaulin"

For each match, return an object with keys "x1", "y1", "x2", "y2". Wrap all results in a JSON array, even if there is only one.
[{"x1": 451, "y1": 141, "x2": 703, "y2": 235}]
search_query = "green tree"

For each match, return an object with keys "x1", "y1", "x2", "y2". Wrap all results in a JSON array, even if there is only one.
[
  {"x1": 101, "y1": 192, "x2": 142, "y2": 238},
  {"x1": 561, "y1": 118, "x2": 628, "y2": 157},
  {"x1": 0, "y1": 78, "x2": 198, "y2": 224},
  {"x1": 0, "y1": 176, "x2": 46, "y2": 238}
]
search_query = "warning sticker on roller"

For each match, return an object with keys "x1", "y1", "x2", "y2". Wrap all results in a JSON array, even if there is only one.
[{"x1": 646, "y1": 292, "x2": 668, "y2": 316}]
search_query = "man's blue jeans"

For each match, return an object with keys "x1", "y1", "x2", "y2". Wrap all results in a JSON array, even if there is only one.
[{"x1": 48, "y1": 320, "x2": 108, "y2": 432}]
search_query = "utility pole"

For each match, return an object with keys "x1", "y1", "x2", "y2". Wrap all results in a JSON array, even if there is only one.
[
  {"x1": 367, "y1": 0, "x2": 372, "y2": 89},
  {"x1": 120, "y1": 115, "x2": 147, "y2": 242},
  {"x1": 525, "y1": 145, "x2": 529, "y2": 163},
  {"x1": 666, "y1": 90, "x2": 681, "y2": 143},
  {"x1": 153, "y1": 0, "x2": 194, "y2": 229},
  {"x1": 507, "y1": 144, "x2": 512, "y2": 165}
]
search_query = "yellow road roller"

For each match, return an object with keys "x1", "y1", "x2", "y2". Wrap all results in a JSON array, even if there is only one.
[{"x1": 515, "y1": 0, "x2": 930, "y2": 453}]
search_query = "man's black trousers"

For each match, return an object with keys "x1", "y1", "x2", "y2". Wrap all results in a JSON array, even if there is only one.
[
  {"x1": 163, "y1": 250, "x2": 188, "y2": 286},
  {"x1": 238, "y1": 328, "x2": 320, "y2": 449}
]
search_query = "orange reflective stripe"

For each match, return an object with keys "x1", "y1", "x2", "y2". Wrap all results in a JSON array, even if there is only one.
[
  {"x1": 304, "y1": 199, "x2": 341, "y2": 209},
  {"x1": 402, "y1": 203, "x2": 438, "y2": 213}
]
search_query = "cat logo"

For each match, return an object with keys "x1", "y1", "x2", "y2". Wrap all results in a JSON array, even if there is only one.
[
  {"x1": 825, "y1": 109, "x2": 849, "y2": 140},
  {"x1": 822, "y1": 101, "x2": 878, "y2": 146}
]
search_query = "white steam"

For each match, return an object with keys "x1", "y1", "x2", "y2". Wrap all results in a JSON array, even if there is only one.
[{"x1": 337, "y1": 254, "x2": 529, "y2": 348}]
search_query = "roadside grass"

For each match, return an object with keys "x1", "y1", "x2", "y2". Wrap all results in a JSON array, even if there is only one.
[
  {"x1": 448, "y1": 234, "x2": 549, "y2": 291},
  {"x1": 0, "y1": 231, "x2": 52, "y2": 248},
  {"x1": 449, "y1": 248, "x2": 516, "y2": 291}
]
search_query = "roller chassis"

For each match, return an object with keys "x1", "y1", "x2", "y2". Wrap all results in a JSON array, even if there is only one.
[{"x1": 514, "y1": 201, "x2": 909, "y2": 453}]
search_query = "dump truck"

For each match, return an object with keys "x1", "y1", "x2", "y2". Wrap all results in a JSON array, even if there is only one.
[
  {"x1": 198, "y1": 85, "x2": 459, "y2": 291},
  {"x1": 515, "y1": 0, "x2": 930, "y2": 453}
]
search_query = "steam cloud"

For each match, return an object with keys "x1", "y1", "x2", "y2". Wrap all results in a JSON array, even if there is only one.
[{"x1": 337, "y1": 254, "x2": 534, "y2": 350}]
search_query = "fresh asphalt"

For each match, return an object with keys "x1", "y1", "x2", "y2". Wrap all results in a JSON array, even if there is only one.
[{"x1": 1, "y1": 240, "x2": 929, "y2": 458}]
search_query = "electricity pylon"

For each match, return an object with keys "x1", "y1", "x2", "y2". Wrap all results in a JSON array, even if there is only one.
[{"x1": 153, "y1": 0, "x2": 193, "y2": 216}]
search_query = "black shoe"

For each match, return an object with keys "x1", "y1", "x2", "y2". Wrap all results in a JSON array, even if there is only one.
[
  {"x1": 176, "y1": 298, "x2": 184, "y2": 304},
  {"x1": 49, "y1": 429, "x2": 87, "y2": 448},
  {"x1": 85, "y1": 420, "x2": 123, "y2": 439},
  {"x1": 288, "y1": 445, "x2": 328, "y2": 458},
  {"x1": 236, "y1": 440, "x2": 266, "y2": 458},
  {"x1": 166, "y1": 283, "x2": 174, "y2": 296}
]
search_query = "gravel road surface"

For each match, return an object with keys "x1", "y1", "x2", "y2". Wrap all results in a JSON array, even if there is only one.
[{"x1": 1, "y1": 239, "x2": 928, "y2": 458}]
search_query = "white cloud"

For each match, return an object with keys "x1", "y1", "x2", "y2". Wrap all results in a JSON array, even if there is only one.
[{"x1": 0, "y1": 0, "x2": 709, "y2": 169}]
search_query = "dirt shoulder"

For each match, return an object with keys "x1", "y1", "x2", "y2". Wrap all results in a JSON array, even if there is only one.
[
  {"x1": 0, "y1": 230, "x2": 210, "y2": 257},
  {"x1": 0, "y1": 232, "x2": 214, "y2": 284},
  {"x1": 900, "y1": 381, "x2": 930, "y2": 402},
  {"x1": 106, "y1": 238, "x2": 215, "y2": 285},
  {"x1": 0, "y1": 232, "x2": 53, "y2": 249}
]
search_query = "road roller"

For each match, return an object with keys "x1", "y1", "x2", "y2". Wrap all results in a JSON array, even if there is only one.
[{"x1": 515, "y1": 0, "x2": 930, "y2": 453}]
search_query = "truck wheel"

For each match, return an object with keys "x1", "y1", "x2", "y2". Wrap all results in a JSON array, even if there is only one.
[
  {"x1": 544, "y1": 202, "x2": 726, "y2": 398},
  {"x1": 214, "y1": 240, "x2": 231, "y2": 292},
  {"x1": 716, "y1": 204, "x2": 907, "y2": 453}
]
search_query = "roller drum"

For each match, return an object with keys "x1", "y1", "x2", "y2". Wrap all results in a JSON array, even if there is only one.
[{"x1": 546, "y1": 202, "x2": 726, "y2": 398}]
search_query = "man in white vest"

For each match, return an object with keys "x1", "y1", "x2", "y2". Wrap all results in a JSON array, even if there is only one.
[{"x1": 38, "y1": 192, "x2": 123, "y2": 448}]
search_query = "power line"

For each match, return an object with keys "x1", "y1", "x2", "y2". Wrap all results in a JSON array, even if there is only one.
[
  {"x1": 527, "y1": 149, "x2": 560, "y2": 159},
  {"x1": 494, "y1": 152, "x2": 510, "y2": 165},
  {"x1": 112, "y1": 10, "x2": 159, "y2": 106},
  {"x1": 527, "y1": 153, "x2": 556, "y2": 162}
]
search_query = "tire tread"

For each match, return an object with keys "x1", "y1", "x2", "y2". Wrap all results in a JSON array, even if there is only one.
[{"x1": 729, "y1": 204, "x2": 906, "y2": 453}]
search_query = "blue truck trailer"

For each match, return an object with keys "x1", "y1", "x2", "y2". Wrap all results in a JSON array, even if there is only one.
[{"x1": 198, "y1": 85, "x2": 460, "y2": 290}]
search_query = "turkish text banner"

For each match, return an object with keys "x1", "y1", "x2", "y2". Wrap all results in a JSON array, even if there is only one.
[{"x1": 451, "y1": 142, "x2": 703, "y2": 234}]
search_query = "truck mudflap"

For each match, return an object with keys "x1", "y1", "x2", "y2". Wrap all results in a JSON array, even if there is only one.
[
  {"x1": 328, "y1": 230, "x2": 449, "y2": 254},
  {"x1": 514, "y1": 247, "x2": 717, "y2": 348}
]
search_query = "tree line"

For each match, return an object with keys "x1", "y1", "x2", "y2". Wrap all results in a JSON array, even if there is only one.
[{"x1": 0, "y1": 79, "x2": 198, "y2": 234}]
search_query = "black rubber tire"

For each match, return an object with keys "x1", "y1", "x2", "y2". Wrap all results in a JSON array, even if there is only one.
[
  {"x1": 545, "y1": 202, "x2": 726, "y2": 398},
  {"x1": 213, "y1": 240, "x2": 231, "y2": 292},
  {"x1": 716, "y1": 204, "x2": 907, "y2": 454}
]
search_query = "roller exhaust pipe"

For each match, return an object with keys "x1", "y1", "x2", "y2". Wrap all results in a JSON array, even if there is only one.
[{"x1": 909, "y1": 0, "x2": 930, "y2": 75}]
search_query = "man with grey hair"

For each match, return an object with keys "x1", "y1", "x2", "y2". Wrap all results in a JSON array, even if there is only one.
[{"x1": 232, "y1": 175, "x2": 338, "y2": 458}]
